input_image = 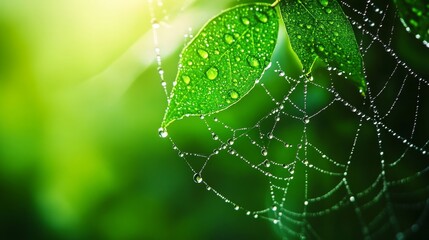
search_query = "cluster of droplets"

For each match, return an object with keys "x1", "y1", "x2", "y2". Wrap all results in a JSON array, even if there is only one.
[{"x1": 159, "y1": 4, "x2": 280, "y2": 128}]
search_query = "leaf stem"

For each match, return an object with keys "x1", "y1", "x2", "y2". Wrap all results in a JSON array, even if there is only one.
[{"x1": 271, "y1": 0, "x2": 281, "y2": 8}]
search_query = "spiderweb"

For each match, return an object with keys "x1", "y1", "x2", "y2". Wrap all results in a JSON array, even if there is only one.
[{"x1": 150, "y1": 0, "x2": 429, "y2": 239}]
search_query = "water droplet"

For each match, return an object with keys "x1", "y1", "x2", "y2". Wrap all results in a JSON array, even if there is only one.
[
  {"x1": 247, "y1": 56, "x2": 260, "y2": 68},
  {"x1": 303, "y1": 117, "x2": 310, "y2": 124},
  {"x1": 229, "y1": 90, "x2": 239, "y2": 99},
  {"x1": 261, "y1": 149, "x2": 268, "y2": 156},
  {"x1": 212, "y1": 133, "x2": 219, "y2": 140},
  {"x1": 182, "y1": 75, "x2": 191, "y2": 85},
  {"x1": 158, "y1": 128, "x2": 168, "y2": 138},
  {"x1": 325, "y1": 8, "x2": 332, "y2": 14},
  {"x1": 304, "y1": 201, "x2": 308, "y2": 206},
  {"x1": 241, "y1": 17, "x2": 250, "y2": 25},
  {"x1": 227, "y1": 139, "x2": 234, "y2": 145},
  {"x1": 234, "y1": 205, "x2": 240, "y2": 210},
  {"x1": 273, "y1": 219, "x2": 279, "y2": 224},
  {"x1": 224, "y1": 34, "x2": 234, "y2": 44},
  {"x1": 206, "y1": 67, "x2": 218, "y2": 80},
  {"x1": 350, "y1": 196, "x2": 355, "y2": 202},
  {"x1": 193, "y1": 173, "x2": 203, "y2": 183},
  {"x1": 255, "y1": 12, "x2": 268, "y2": 23},
  {"x1": 151, "y1": 18, "x2": 160, "y2": 29},
  {"x1": 198, "y1": 49, "x2": 209, "y2": 59},
  {"x1": 263, "y1": 159, "x2": 270, "y2": 167},
  {"x1": 318, "y1": 0, "x2": 329, "y2": 7},
  {"x1": 158, "y1": 67, "x2": 164, "y2": 75}
]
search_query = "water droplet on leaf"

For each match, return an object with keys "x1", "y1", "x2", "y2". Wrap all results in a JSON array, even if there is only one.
[
  {"x1": 224, "y1": 34, "x2": 234, "y2": 44},
  {"x1": 318, "y1": 0, "x2": 329, "y2": 7},
  {"x1": 256, "y1": 12, "x2": 268, "y2": 23},
  {"x1": 229, "y1": 90, "x2": 239, "y2": 99},
  {"x1": 182, "y1": 75, "x2": 191, "y2": 85},
  {"x1": 198, "y1": 49, "x2": 209, "y2": 59},
  {"x1": 247, "y1": 56, "x2": 260, "y2": 68},
  {"x1": 241, "y1": 17, "x2": 250, "y2": 25},
  {"x1": 206, "y1": 67, "x2": 219, "y2": 80}
]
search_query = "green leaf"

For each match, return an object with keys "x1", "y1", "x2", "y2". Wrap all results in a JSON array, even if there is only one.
[
  {"x1": 279, "y1": 0, "x2": 367, "y2": 94},
  {"x1": 394, "y1": 0, "x2": 429, "y2": 47},
  {"x1": 161, "y1": 3, "x2": 279, "y2": 129}
]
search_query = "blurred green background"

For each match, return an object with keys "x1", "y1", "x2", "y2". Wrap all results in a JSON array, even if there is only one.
[{"x1": 0, "y1": 0, "x2": 277, "y2": 239}]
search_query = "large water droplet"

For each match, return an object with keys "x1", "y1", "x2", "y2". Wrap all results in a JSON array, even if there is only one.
[
  {"x1": 158, "y1": 127, "x2": 168, "y2": 138},
  {"x1": 182, "y1": 75, "x2": 191, "y2": 85},
  {"x1": 261, "y1": 149, "x2": 268, "y2": 156},
  {"x1": 229, "y1": 90, "x2": 239, "y2": 99},
  {"x1": 193, "y1": 173, "x2": 203, "y2": 183},
  {"x1": 247, "y1": 56, "x2": 260, "y2": 68},
  {"x1": 241, "y1": 17, "x2": 250, "y2": 25},
  {"x1": 318, "y1": 0, "x2": 329, "y2": 7},
  {"x1": 224, "y1": 34, "x2": 234, "y2": 44},
  {"x1": 206, "y1": 67, "x2": 218, "y2": 80},
  {"x1": 303, "y1": 117, "x2": 310, "y2": 124},
  {"x1": 198, "y1": 49, "x2": 209, "y2": 59},
  {"x1": 263, "y1": 159, "x2": 270, "y2": 167},
  {"x1": 255, "y1": 12, "x2": 268, "y2": 23}
]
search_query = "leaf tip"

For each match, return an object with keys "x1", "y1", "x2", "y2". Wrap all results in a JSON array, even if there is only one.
[{"x1": 358, "y1": 80, "x2": 367, "y2": 97}]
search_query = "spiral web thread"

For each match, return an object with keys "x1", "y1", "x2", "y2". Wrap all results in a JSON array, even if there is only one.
[{"x1": 150, "y1": 0, "x2": 429, "y2": 239}]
